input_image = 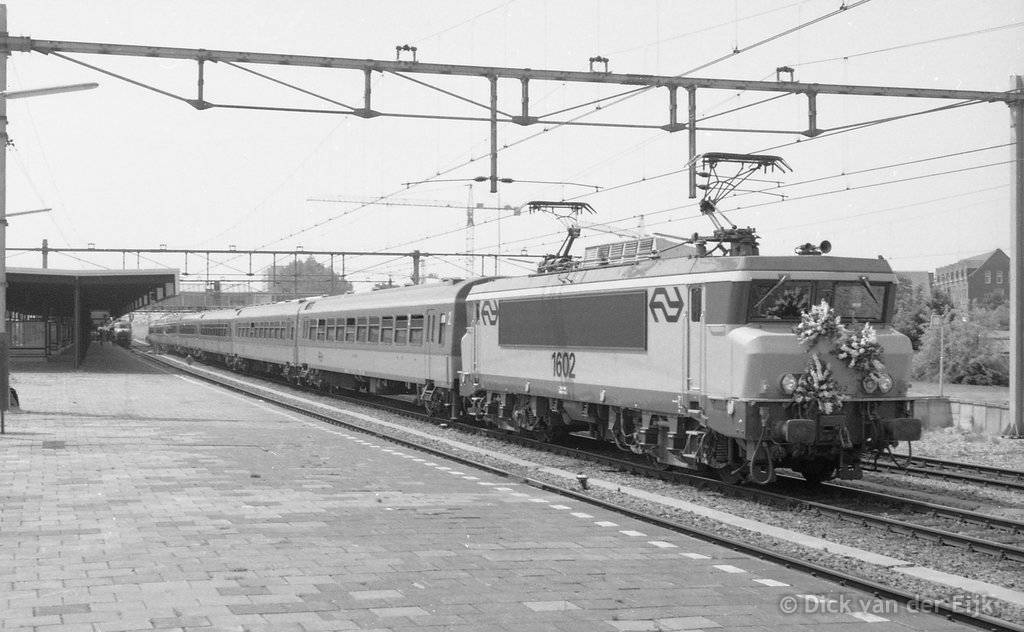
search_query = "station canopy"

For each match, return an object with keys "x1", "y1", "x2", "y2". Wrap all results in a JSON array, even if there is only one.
[{"x1": 7, "y1": 268, "x2": 178, "y2": 319}]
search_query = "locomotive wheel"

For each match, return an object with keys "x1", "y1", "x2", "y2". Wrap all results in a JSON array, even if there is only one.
[
  {"x1": 797, "y1": 459, "x2": 836, "y2": 485},
  {"x1": 646, "y1": 453, "x2": 671, "y2": 471},
  {"x1": 535, "y1": 422, "x2": 568, "y2": 444},
  {"x1": 712, "y1": 463, "x2": 745, "y2": 485}
]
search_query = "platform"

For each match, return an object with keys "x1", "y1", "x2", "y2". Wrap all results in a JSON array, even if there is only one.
[{"x1": 0, "y1": 344, "x2": 975, "y2": 631}]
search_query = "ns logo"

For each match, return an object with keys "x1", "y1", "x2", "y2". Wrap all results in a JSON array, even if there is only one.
[
  {"x1": 479, "y1": 299, "x2": 499, "y2": 325},
  {"x1": 648, "y1": 287, "x2": 684, "y2": 323}
]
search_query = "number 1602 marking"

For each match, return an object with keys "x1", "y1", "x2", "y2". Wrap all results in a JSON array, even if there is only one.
[{"x1": 551, "y1": 351, "x2": 576, "y2": 378}]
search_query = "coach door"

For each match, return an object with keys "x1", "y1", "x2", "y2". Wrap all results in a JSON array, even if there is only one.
[
  {"x1": 685, "y1": 285, "x2": 704, "y2": 392},
  {"x1": 425, "y1": 309, "x2": 437, "y2": 382}
]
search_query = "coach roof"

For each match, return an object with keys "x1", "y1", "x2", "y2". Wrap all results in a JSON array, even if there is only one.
[{"x1": 297, "y1": 279, "x2": 489, "y2": 315}]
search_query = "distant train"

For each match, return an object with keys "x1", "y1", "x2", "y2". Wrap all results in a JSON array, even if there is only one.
[
  {"x1": 148, "y1": 229, "x2": 921, "y2": 485},
  {"x1": 113, "y1": 322, "x2": 132, "y2": 348}
]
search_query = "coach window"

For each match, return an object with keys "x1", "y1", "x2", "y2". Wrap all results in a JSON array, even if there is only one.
[
  {"x1": 395, "y1": 315, "x2": 409, "y2": 345},
  {"x1": 410, "y1": 315, "x2": 424, "y2": 345},
  {"x1": 438, "y1": 313, "x2": 447, "y2": 345},
  {"x1": 356, "y1": 317, "x2": 368, "y2": 343},
  {"x1": 381, "y1": 316, "x2": 394, "y2": 344},
  {"x1": 368, "y1": 316, "x2": 381, "y2": 343},
  {"x1": 344, "y1": 317, "x2": 356, "y2": 342},
  {"x1": 326, "y1": 318, "x2": 337, "y2": 340},
  {"x1": 690, "y1": 287, "x2": 702, "y2": 322}
]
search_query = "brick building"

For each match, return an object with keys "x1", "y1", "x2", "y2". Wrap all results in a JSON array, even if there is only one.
[{"x1": 933, "y1": 248, "x2": 1010, "y2": 311}]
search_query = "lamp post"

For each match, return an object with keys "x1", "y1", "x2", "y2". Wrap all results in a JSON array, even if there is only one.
[
  {"x1": 0, "y1": 5, "x2": 99, "y2": 433},
  {"x1": 930, "y1": 314, "x2": 945, "y2": 397}
]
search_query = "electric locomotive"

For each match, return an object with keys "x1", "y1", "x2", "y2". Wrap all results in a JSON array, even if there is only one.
[
  {"x1": 459, "y1": 156, "x2": 921, "y2": 484},
  {"x1": 459, "y1": 231, "x2": 920, "y2": 484}
]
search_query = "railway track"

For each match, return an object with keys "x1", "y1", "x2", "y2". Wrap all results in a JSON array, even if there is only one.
[
  {"x1": 870, "y1": 453, "x2": 1024, "y2": 492},
  {"x1": 137, "y1": 348, "x2": 1024, "y2": 631}
]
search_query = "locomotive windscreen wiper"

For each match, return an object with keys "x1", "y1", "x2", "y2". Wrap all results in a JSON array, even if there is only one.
[
  {"x1": 753, "y1": 274, "x2": 790, "y2": 311},
  {"x1": 858, "y1": 275, "x2": 879, "y2": 304}
]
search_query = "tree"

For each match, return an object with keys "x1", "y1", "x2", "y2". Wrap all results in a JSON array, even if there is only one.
[
  {"x1": 892, "y1": 275, "x2": 931, "y2": 350},
  {"x1": 912, "y1": 309, "x2": 1009, "y2": 386},
  {"x1": 265, "y1": 256, "x2": 352, "y2": 299},
  {"x1": 977, "y1": 291, "x2": 1007, "y2": 310},
  {"x1": 927, "y1": 288, "x2": 954, "y2": 314},
  {"x1": 971, "y1": 301, "x2": 1010, "y2": 330}
]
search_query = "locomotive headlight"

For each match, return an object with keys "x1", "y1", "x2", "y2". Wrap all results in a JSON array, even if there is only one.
[
  {"x1": 861, "y1": 375, "x2": 878, "y2": 394},
  {"x1": 876, "y1": 372, "x2": 894, "y2": 394},
  {"x1": 779, "y1": 373, "x2": 798, "y2": 395}
]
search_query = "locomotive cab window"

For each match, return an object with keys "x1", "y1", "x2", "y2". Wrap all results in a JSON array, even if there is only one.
[
  {"x1": 749, "y1": 280, "x2": 812, "y2": 321},
  {"x1": 818, "y1": 280, "x2": 888, "y2": 321},
  {"x1": 690, "y1": 287, "x2": 702, "y2": 322},
  {"x1": 748, "y1": 279, "x2": 889, "y2": 322}
]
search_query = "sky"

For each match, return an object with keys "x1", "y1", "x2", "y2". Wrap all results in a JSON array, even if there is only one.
[{"x1": 2, "y1": 0, "x2": 1022, "y2": 291}]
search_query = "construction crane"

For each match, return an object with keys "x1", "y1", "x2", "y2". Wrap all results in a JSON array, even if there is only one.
[{"x1": 308, "y1": 195, "x2": 519, "y2": 276}]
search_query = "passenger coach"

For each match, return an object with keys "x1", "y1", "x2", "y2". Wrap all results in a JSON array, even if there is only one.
[{"x1": 290, "y1": 279, "x2": 488, "y2": 413}]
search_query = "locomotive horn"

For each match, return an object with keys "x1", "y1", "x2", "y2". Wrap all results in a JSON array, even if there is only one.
[{"x1": 819, "y1": 240, "x2": 832, "y2": 254}]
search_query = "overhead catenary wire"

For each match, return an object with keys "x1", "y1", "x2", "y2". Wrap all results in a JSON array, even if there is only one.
[
  {"x1": 270, "y1": 0, "x2": 874, "y2": 252},
  {"x1": 41, "y1": 1, "x2": 1007, "y2": 284},
  {"x1": 785, "y1": 22, "x2": 1024, "y2": 69},
  {"x1": 499, "y1": 162, "x2": 1013, "y2": 253},
  {"x1": 561, "y1": 140, "x2": 1013, "y2": 206},
  {"x1": 352, "y1": 1, "x2": 877, "y2": 258},
  {"x1": 383, "y1": 98, "x2": 1000, "y2": 254}
]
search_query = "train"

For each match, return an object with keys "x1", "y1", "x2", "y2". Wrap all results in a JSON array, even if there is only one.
[{"x1": 146, "y1": 221, "x2": 922, "y2": 485}]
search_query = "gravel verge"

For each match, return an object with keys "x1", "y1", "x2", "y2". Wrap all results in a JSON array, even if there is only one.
[{"x1": 893, "y1": 426, "x2": 1024, "y2": 471}]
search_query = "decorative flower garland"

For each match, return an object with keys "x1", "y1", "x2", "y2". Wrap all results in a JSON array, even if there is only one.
[
  {"x1": 794, "y1": 300, "x2": 843, "y2": 347},
  {"x1": 791, "y1": 300, "x2": 888, "y2": 413},
  {"x1": 834, "y1": 321, "x2": 885, "y2": 379},
  {"x1": 792, "y1": 353, "x2": 845, "y2": 414}
]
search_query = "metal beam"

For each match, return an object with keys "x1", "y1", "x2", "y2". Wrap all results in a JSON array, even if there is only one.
[
  {"x1": 489, "y1": 76, "x2": 498, "y2": 193},
  {"x1": 0, "y1": 8, "x2": 8, "y2": 411},
  {"x1": 9, "y1": 246, "x2": 546, "y2": 259},
  {"x1": 3, "y1": 37, "x2": 1021, "y2": 103},
  {"x1": 1011, "y1": 74, "x2": 1024, "y2": 437}
]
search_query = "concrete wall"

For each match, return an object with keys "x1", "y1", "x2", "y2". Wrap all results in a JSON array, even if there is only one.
[{"x1": 913, "y1": 396, "x2": 1016, "y2": 437}]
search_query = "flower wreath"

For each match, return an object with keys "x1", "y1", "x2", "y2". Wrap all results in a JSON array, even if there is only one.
[
  {"x1": 791, "y1": 300, "x2": 887, "y2": 413},
  {"x1": 793, "y1": 353, "x2": 845, "y2": 414}
]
